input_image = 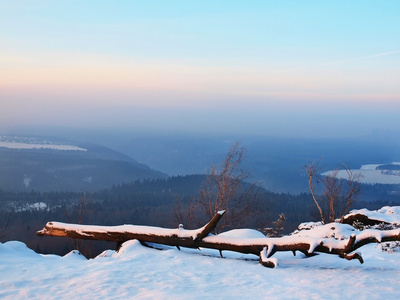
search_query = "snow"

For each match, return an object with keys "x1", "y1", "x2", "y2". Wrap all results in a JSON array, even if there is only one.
[
  {"x1": 217, "y1": 228, "x2": 266, "y2": 239},
  {"x1": 346, "y1": 206, "x2": 400, "y2": 225},
  {"x1": 322, "y1": 163, "x2": 400, "y2": 184},
  {"x1": 14, "y1": 202, "x2": 48, "y2": 212},
  {"x1": 3, "y1": 208, "x2": 400, "y2": 299},
  {"x1": 1, "y1": 238, "x2": 400, "y2": 299},
  {"x1": 0, "y1": 141, "x2": 86, "y2": 151},
  {"x1": 360, "y1": 164, "x2": 381, "y2": 170},
  {"x1": 39, "y1": 221, "x2": 206, "y2": 239}
]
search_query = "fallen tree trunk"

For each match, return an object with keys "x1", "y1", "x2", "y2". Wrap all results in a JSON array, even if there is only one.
[
  {"x1": 37, "y1": 212, "x2": 400, "y2": 268},
  {"x1": 37, "y1": 211, "x2": 226, "y2": 250}
]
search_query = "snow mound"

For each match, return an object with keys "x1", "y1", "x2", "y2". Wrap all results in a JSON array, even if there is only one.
[
  {"x1": 96, "y1": 249, "x2": 116, "y2": 258},
  {"x1": 218, "y1": 228, "x2": 266, "y2": 239},
  {"x1": 346, "y1": 206, "x2": 400, "y2": 225},
  {"x1": 0, "y1": 241, "x2": 39, "y2": 258},
  {"x1": 62, "y1": 250, "x2": 87, "y2": 260},
  {"x1": 292, "y1": 223, "x2": 356, "y2": 240},
  {"x1": 112, "y1": 240, "x2": 150, "y2": 259}
]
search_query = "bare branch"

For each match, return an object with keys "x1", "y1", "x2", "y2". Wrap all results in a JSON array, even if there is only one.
[
  {"x1": 305, "y1": 162, "x2": 326, "y2": 224},
  {"x1": 193, "y1": 142, "x2": 264, "y2": 233},
  {"x1": 64, "y1": 197, "x2": 93, "y2": 252},
  {"x1": 305, "y1": 163, "x2": 362, "y2": 224}
]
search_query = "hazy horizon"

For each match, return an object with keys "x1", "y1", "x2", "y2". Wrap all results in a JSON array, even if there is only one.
[{"x1": 1, "y1": 1, "x2": 399, "y2": 139}]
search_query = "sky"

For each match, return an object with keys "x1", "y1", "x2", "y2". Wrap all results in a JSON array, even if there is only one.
[{"x1": 1, "y1": 1, "x2": 400, "y2": 138}]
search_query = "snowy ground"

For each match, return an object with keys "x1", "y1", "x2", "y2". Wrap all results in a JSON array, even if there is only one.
[
  {"x1": 1, "y1": 236, "x2": 399, "y2": 299},
  {"x1": 322, "y1": 162, "x2": 400, "y2": 184},
  {"x1": 0, "y1": 136, "x2": 86, "y2": 151},
  {"x1": 0, "y1": 141, "x2": 86, "y2": 151}
]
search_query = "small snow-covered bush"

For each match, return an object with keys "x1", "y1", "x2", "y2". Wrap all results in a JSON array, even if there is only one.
[
  {"x1": 352, "y1": 221, "x2": 398, "y2": 231},
  {"x1": 380, "y1": 241, "x2": 400, "y2": 253}
]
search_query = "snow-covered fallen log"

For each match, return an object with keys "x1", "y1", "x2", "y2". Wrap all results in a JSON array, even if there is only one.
[
  {"x1": 37, "y1": 210, "x2": 400, "y2": 268},
  {"x1": 37, "y1": 211, "x2": 226, "y2": 251},
  {"x1": 343, "y1": 206, "x2": 400, "y2": 226}
]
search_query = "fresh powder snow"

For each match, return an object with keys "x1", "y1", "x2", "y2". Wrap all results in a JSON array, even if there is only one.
[
  {"x1": 1, "y1": 238, "x2": 399, "y2": 299},
  {"x1": 1, "y1": 207, "x2": 400, "y2": 299}
]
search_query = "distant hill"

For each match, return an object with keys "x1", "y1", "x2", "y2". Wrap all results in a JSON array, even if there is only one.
[
  {"x1": 113, "y1": 133, "x2": 400, "y2": 194},
  {"x1": 0, "y1": 136, "x2": 167, "y2": 192}
]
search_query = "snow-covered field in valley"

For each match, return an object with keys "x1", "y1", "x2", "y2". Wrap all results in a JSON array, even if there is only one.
[
  {"x1": 1, "y1": 207, "x2": 400, "y2": 299},
  {"x1": 323, "y1": 162, "x2": 400, "y2": 184},
  {"x1": 0, "y1": 141, "x2": 86, "y2": 151},
  {"x1": 0, "y1": 136, "x2": 86, "y2": 151}
]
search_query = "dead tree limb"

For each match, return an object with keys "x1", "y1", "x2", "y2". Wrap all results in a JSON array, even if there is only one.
[
  {"x1": 37, "y1": 211, "x2": 226, "y2": 251},
  {"x1": 305, "y1": 163, "x2": 326, "y2": 224},
  {"x1": 37, "y1": 212, "x2": 400, "y2": 268}
]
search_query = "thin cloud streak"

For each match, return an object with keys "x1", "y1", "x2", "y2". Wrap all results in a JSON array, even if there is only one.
[{"x1": 321, "y1": 50, "x2": 400, "y2": 66}]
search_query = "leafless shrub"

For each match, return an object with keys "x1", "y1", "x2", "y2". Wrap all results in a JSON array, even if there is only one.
[
  {"x1": 173, "y1": 142, "x2": 265, "y2": 233},
  {"x1": 65, "y1": 197, "x2": 93, "y2": 252},
  {"x1": 305, "y1": 162, "x2": 361, "y2": 224}
]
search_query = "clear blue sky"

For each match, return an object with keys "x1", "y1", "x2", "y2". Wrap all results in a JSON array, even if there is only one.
[{"x1": 1, "y1": 1, "x2": 399, "y2": 137}]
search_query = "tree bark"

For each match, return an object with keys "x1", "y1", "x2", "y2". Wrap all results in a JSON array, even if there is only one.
[
  {"x1": 342, "y1": 213, "x2": 390, "y2": 226},
  {"x1": 37, "y1": 212, "x2": 400, "y2": 268},
  {"x1": 37, "y1": 211, "x2": 226, "y2": 250}
]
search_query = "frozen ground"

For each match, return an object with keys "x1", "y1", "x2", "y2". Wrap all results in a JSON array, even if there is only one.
[
  {"x1": 1, "y1": 207, "x2": 400, "y2": 299},
  {"x1": 1, "y1": 240, "x2": 399, "y2": 299}
]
